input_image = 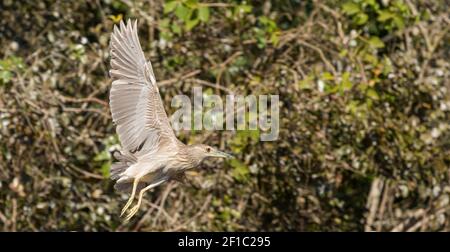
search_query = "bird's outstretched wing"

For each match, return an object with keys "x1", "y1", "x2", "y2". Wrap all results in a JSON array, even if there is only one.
[{"x1": 109, "y1": 19, "x2": 177, "y2": 156}]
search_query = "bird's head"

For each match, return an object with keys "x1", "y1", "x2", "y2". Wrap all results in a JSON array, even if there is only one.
[{"x1": 188, "y1": 144, "x2": 234, "y2": 162}]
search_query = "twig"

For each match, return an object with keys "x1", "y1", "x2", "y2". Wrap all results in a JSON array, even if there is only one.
[
  {"x1": 406, "y1": 207, "x2": 448, "y2": 232},
  {"x1": 316, "y1": 2, "x2": 342, "y2": 20},
  {"x1": 199, "y1": 3, "x2": 235, "y2": 8},
  {"x1": 152, "y1": 182, "x2": 175, "y2": 227},
  {"x1": 297, "y1": 40, "x2": 337, "y2": 77},
  {"x1": 376, "y1": 180, "x2": 390, "y2": 232},
  {"x1": 188, "y1": 78, "x2": 234, "y2": 94},
  {"x1": 365, "y1": 178, "x2": 384, "y2": 232},
  {"x1": 0, "y1": 210, "x2": 8, "y2": 231},
  {"x1": 213, "y1": 51, "x2": 243, "y2": 92},
  {"x1": 11, "y1": 198, "x2": 17, "y2": 232},
  {"x1": 62, "y1": 107, "x2": 110, "y2": 118},
  {"x1": 168, "y1": 195, "x2": 212, "y2": 231},
  {"x1": 68, "y1": 165, "x2": 104, "y2": 180},
  {"x1": 159, "y1": 70, "x2": 201, "y2": 87},
  {"x1": 57, "y1": 94, "x2": 108, "y2": 107}
]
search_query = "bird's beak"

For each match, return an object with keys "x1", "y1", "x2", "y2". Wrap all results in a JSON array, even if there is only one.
[{"x1": 210, "y1": 150, "x2": 234, "y2": 159}]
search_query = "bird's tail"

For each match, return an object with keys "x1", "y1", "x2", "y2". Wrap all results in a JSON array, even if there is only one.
[
  {"x1": 110, "y1": 150, "x2": 150, "y2": 193},
  {"x1": 110, "y1": 150, "x2": 136, "y2": 181},
  {"x1": 114, "y1": 181, "x2": 148, "y2": 193}
]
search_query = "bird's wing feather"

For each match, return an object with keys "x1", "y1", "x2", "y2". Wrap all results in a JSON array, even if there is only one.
[{"x1": 109, "y1": 19, "x2": 177, "y2": 156}]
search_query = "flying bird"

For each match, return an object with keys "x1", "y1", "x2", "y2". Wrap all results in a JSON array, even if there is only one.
[{"x1": 108, "y1": 19, "x2": 233, "y2": 221}]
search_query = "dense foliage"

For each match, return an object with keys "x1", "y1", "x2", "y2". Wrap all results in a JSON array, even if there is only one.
[{"x1": 0, "y1": 0, "x2": 449, "y2": 231}]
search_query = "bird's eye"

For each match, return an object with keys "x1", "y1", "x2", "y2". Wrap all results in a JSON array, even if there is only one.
[{"x1": 206, "y1": 147, "x2": 211, "y2": 152}]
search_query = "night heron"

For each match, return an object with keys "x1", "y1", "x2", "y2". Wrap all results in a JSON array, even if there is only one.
[{"x1": 108, "y1": 19, "x2": 233, "y2": 221}]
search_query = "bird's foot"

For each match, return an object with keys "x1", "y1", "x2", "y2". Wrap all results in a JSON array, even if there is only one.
[
  {"x1": 124, "y1": 204, "x2": 140, "y2": 222},
  {"x1": 120, "y1": 180, "x2": 139, "y2": 217},
  {"x1": 120, "y1": 197, "x2": 135, "y2": 217}
]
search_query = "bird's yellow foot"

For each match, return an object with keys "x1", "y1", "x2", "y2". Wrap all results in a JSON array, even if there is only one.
[
  {"x1": 120, "y1": 179, "x2": 140, "y2": 217},
  {"x1": 120, "y1": 199, "x2": 133, "y2": 217},
  {"x1": 124, "y1": 204, "x2": 140, "y2": 221}
]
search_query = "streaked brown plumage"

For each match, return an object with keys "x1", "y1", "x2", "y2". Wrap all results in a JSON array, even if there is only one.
[{"x1": 108, "y1": 19, "x2": 232, "y2": 221}]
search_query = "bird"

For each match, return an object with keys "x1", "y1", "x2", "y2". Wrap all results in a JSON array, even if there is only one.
[{"x1": 108, "y1": 19, "x2": 233, "y2": 221}]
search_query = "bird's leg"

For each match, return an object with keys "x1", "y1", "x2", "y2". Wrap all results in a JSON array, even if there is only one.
[
  {"x1": 120, "y1": 177, "x2": 140, "y2": 217},
  {"x1": 124, "y1": 179, "x2": 167, "y2": 221}
]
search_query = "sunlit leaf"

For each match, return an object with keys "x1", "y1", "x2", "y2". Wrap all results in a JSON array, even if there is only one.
[
  {"x1": 377, "y1": 10, "x2": 395, "y2": 22},
  {"x1": 341, "y1": 72, "x2": 352, "y2": 92},
  {"x1": 354, "y1": 13, "x2": 368, "y2": 25},
  {"x1": 185, "y1": 18, "x2": 199, "y2": 31},
  {"x1": 164, "y1": 1, "x2": 178, "y2": 14},
  {"x1": 171, "y1": 23, "x2": 182, "y2": 35},
  {"x1": 342, "y1": 2, "x2": 360, "y2": 15},
  {"x1": 198, "y1": 6, "x2": 210, "y2": 22},
  {"x1": 101, "y1": 162, "x2": 111, "y2": 178},
  {"x1": 175, "y1": 4, "x2": 192, "y2": 22},
  {"x1": 184, "y1": 0, "x2": 198, "y2": 8},
  {"x1": 366, "y1": 88, "x2": 379, "y2": 100},
  {"x1": 108, "y1": 14, "x2": 123, "y2": 23},
  {"x1": 368, "y1": 36, "x2": 385, "y2": 49}
]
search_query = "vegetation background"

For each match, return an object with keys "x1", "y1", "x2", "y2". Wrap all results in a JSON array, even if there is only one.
[{"x1": 0, "y1": 0, "x2": 449, "y2": 231}]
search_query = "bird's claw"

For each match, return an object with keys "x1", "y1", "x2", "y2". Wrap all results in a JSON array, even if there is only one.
[
  {"x1": 124, "y1": 204, "x2": 140, "y2": 221},
  {"x1": 120, "y1": 205, "x2": 129, "y2": 217}
]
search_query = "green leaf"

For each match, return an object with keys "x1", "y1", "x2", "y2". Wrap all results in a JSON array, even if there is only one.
[
  {"x1": 270, "y1": 32, "x2": 280, "y2": 45},
  {"x1": 235, "y1": 4, "x2": 252, "y2": 15},
  {"x1": 240, "y1": 4, "x2": 252, "y2": 13},
  {"x1": 354, "y1": 13, "x2": 368, "y2": 25},
  {"x1": 339, "y1": 49, "x2": 348, "y2": 57},
  {"x1": 340, "y1": 72, "x2": 352, "y2": 92},
  {"x1": 365, "y1": 0, "x2": 377, "y2": 7},
  {"x1": 326, "y1": 83, "x2": 339, "y2": 94},
  {"x1": 101, "y1": 162, "x2": 111, "y2": 178},
  {"x1": 392, "y1": 16, "x2": 405, "y2": 29},
  {"x1": 358, "y1": 82, "x2": 368, "y2": 92},
  {"x1": 298, "y1": 82, "x2": 309, "y2": 90},
  {"x1": 342, "y1": 2, "x2": 360, "y2": 15},
  {"x1": 230, "y1": 159, "x2": 249, "y2": 181},
  {"x1": 171, "y1": 23, "x2": 181, "y2": 35},
  {"x1": 0, "y1": 71, "x2": 12, "y2": 84},
  {"x1": 377, "y1": 11, "x2": 395, "y2": 22},
  {"x1": 382, "y1": 56, "x2": 393, "y2": 75},
  {"x1": 175, "y1": 4, "x2": 192, "y2": 22},
  {"x1": 164, "y1": 1, "x2": 178, "y2": 14},
  {"x1": 184, "y1": 0, "x2": 198, "y2": 8},
  {"x1": 185, "y1": 18, "x2": 199, "y2": 31},
  {"x1": 368, "y1": 36, "x2": 385, "y2": 49},
  {"x1": 366, "y1": 88, "x2": 379, "y2": 100},
  {"x1": 322, "y1": 72, "x2": 334, "y2": 81},
  {"x1": 346, "y1": 100, "x2": 360, "y2": 114},
  {"x1": 159, "y1": 18, "x2": 170, "y2": 28},
  {"x1": 94, "y1": 150, "x2": 110, "y2": 162},
  {"x1": 363, "y1": 53, "x2": 378, "y2": 64},
  {"x1": 198, "y1": 6, "x2": 210, "y2": 22},
  {"x1": 259, "y1": 16, "x2": 277, "y2": 32}
]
